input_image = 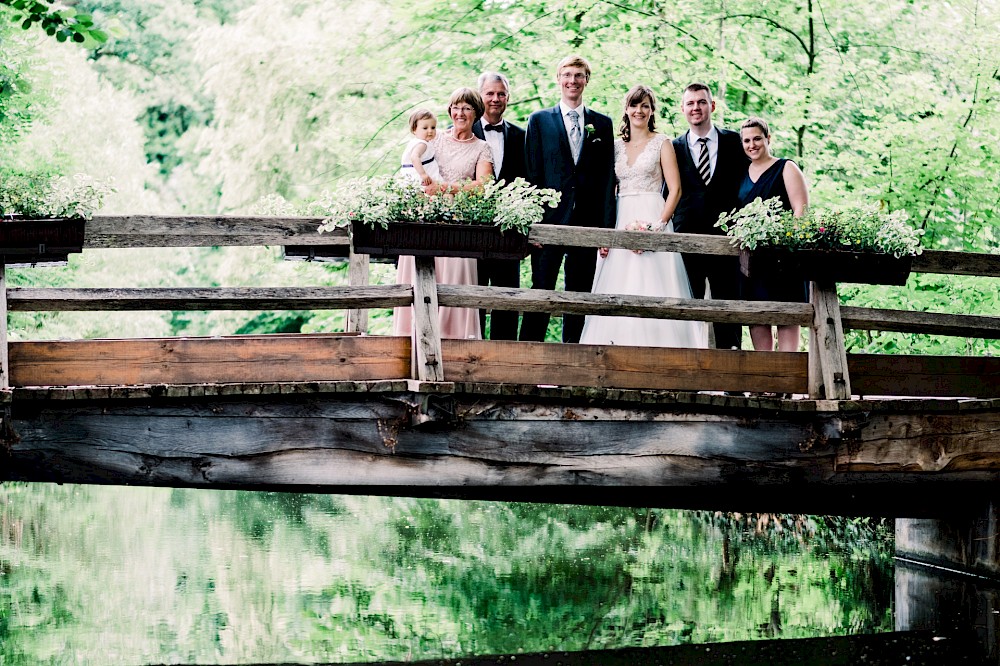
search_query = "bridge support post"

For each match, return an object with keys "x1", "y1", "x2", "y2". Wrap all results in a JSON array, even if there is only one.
[
  {"x1": 808, "y1": 280, "x2": 851, "y2": 399},
  {"x1": 0, "y1": 262, "x2": 7, "y2": 389},
  {"x1": 410, "y1": 256, "x2": 445, "y2": 382},
  {"x1": 895, "y1": 502, "x2": 1000, "y2": 661},
  {"x1": 346, "y1": 250, "x2": 369, "y2": 334}
]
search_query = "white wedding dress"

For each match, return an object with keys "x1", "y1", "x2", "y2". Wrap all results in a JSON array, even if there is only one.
[{"x1": 579, "y1": 134, "x2": 708, "y2": 348}]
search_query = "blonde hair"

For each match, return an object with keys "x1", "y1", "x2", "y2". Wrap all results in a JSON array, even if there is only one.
[
  {"x1": 408, "y1": 108, "x2": 435, "y2": 133},
  {"x1": 556, "y1": 55, "x2": 591, "y2": 80},
  {"x1": 741, "y1": 116, "x2": 771, "y2": 137}
]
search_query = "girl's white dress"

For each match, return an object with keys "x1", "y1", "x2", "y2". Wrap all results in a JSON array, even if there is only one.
[
  {"x1": 579, "y1": 134, "x2": 708, "y2": 348},
  {"x1": 399, "y1": 138, "x2": 441, "y2": 183}
]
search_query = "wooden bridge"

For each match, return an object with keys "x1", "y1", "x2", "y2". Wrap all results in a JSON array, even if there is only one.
[{"x1": 0, "y1": 215, "x2": 996, "y2": 517}]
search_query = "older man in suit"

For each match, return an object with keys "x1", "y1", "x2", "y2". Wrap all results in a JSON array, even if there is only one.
[
  {"x1": 472, "y1": 71, "x2": 527, "y2": 340},
  {"x1": 518, "y1": 55, "x2": 616, "y2": 343},
  {"x1": 671, "y1": 82, "x2": 749, "y2": 350}
]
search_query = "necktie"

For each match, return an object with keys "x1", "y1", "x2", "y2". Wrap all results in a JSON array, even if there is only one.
[
  {"x1": 567, "y1": 109, "x2": 582, "y2": 163},
  {"x1": 697, "y1": 137, "x2": 711, "y2": 185},
  {"x1": 483, "y1": 123, "x2": 503, "y2": 132}
]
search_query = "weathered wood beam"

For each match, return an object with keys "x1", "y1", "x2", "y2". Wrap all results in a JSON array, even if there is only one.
[
  {"x1": 849, "y1": 353, "x2": 1000, "y2": 398},
  {"x1": 911, "y1": 248, "x2": 1000, "y2": 278},
  {"x1": 410, "y1": 257, "x2": 445, "y2": 382},
  {"x1": 528, "y1": 224, "x2": 741, "y2": 255},
  {"x1": 6, "y1": 285, "x2": 412, "y2": 311},
  {"x1": 437, "y1": 285, "x2": 813, "y2": 326},
  {"x1": 809, "y1": 282, "x2": 851, "y2": 399},
  {"x1": 0, "y1": 263, "x2": 7, "y2": 389},
  {"x1": 8, "y1": 335, "x2": 410, "y2": 386},
  {"x1": 443, "y1": 340, "x2": 806, "y2": 394},
  {"x1": 345, "y1": 251, "x2": 370, "y2": 333},
  {"x1": 841, "y1": 306, "x2": 1000, "y2": 339}
]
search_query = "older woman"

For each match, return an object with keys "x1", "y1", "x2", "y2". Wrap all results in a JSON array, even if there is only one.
[
  {"x1": 392, "y1": 87, "x2": 494, "y2": 340},
  {"x1": 736, "y1": 116, "x2": 809, "y2": 353}
]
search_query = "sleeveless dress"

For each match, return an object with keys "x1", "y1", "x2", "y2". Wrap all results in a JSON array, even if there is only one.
[
  {"x1": 737, "y1": 158, "x2": 808, "y2": 303},
  {"x1": 579, "y1": 135, "x2": 708, "y2": 348},
  {"x1": 392, "y1": 130, "x2": 492, "y2": 339},
  {"x1": 399, "y1": 138, "x2": 441, "y2": 184}
]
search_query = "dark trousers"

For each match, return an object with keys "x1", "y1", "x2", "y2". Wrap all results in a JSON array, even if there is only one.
[
  {"x1": 519, "y1": 244, "x2": 597, "y2": 343},
  {"x1": 477, "y1": 257, "x2": 521, "y2": 340},
  {"x1": 681, "y1": 252, "x2": 743, "y2": 350}
]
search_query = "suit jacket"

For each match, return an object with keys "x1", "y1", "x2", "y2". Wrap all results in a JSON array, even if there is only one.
[
  {"x1": 524, "y1": 105, "x2": 616, "y2": 228},
  {"x1": 473, "y1": 118, "x2": 527, "y2": 183},
  {"x1": 671, "y1": 128, "x2": 749, "y2": 235}
]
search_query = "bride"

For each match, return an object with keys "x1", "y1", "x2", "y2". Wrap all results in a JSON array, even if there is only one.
[{"x1": 580, "y1": 85, "x2": 707, "y2": 348}]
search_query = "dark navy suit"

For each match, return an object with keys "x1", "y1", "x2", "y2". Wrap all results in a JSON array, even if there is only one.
[
  {"x1": 519, "y1": 105, "x2": 616, "y2": 343},
  {"x1": 672, "y1": 128, "x2": 748, "y2": 350},
  {"x1": 473, "y1": 118, "x2": 527, "y2": 340}
]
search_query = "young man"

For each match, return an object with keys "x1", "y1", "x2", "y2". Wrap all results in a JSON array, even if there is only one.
[
  {"x1": 472, "y1": 71, "x2": 526, "y2": 341},
  {"x1": 671, "y1": 83, "x2": 749, "y2": 350},
  {"x1": 519, "y1": 55, "x2": 616, "y2": 344}
]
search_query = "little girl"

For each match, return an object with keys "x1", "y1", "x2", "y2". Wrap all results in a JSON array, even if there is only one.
[{"x1": 399, "y1": 109, "x2": 440, "y2": 185}]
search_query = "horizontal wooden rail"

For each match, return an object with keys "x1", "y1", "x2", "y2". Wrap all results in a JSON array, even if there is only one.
[
  {"x1": 77, "y1": 216, "x2": 1000, "y2": 278},
  {"x1": 840, "y1": 306, "x2": 1000, "y2": 339},
  {"x1": 7, "y1": 286, "x2": 412, "y2": 311}
]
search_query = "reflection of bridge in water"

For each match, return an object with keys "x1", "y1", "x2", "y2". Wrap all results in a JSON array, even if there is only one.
[{"x1": 1, "y1": 216, "x2": 999, "y2": 662}]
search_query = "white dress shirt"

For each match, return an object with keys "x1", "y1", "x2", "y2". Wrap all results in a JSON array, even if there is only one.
[
  {"x1": 482, "y1": 120, "x2": 505, "y2": 176},
  {"x1": 687, "y1": 125, "x2": 720, "y2": 180}
]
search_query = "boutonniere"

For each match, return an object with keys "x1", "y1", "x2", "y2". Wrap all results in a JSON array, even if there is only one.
[{"x1": 585, "y1": 123, "x2": 598, "y2": 141}]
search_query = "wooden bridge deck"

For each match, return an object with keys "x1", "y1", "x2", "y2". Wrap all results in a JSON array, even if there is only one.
[{"x1": 0, "y1": 215, "x2": 998, "y2": 515}]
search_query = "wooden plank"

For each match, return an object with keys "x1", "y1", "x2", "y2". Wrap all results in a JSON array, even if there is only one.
[
  {"x1": 528, "y1": 224, "x2": 741, "y2": 255},
  {"x1": 8, "y1": 335, "x2": 411, "y2": 386},
  {"x1": 841, "y1": 306, "x2": 1000, "y2": 338},
  {"x1": 912, "y1": 248, "x2": 1000, "y2": 278},
  {"x1": 438, "y1": 285, "x2": 813, "y2": 326},
  {"x1": 809, "y1": 282, "x2": 851, "y2": 399},
  {"x1": 83, "y1": 215, "x2": 343, "y2": 248},
  {"x1": 849, "y1": 353, "x2": 1000, "y2": 398},
  {"x1": 442, "y1": 340, "x2": 807, "y2": 393},
  {"x1": 345, "y1": 251, "x2": 371, "y2": 333},
  {"x1": 411, "y1": 257, "x2": 444, "y2": 382},
  {"x1": 0, "y1": 263, "x2": 7, "y2": 389},
  {"x1": 7, "y1": 285, "x2": 412, "y2": 311}
]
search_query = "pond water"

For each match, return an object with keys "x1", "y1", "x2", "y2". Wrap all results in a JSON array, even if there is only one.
[{"x1": 0, "y1": 484, "x2": 894, "y2": 665}]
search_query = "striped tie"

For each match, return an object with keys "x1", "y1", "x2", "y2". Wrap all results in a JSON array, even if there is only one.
[{"x1": 697, "y1": 137, "x2": 711, "y2": 185}]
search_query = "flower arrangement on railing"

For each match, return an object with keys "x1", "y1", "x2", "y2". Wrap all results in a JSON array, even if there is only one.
[
  {"x1": 714, "y1": 197, "x2": 925, "y2": 285},
  {"x1": 0, "y1": 169, "x2": 116, "y2": 265},
  {"x1": 714, "y1": 197, "x2": 924, "y2": 257},
  {"x1": 0, "y1": 169, "x2": 116, "y2": 220},
  {"x1": 316, "y1": 176, "x2": 561, "y2": 260},
  {"x1": 317, "y1": 176, "x2": 560, "y2": 237}
]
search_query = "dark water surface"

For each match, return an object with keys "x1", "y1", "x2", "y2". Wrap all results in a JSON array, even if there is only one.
[{"x1": 0, "y1": 484, "x2": 894, "y2": 664}]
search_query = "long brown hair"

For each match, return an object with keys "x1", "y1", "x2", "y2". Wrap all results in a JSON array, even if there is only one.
[{"x1": 619, "y1": 85, "x2": 657, "y2": 142}]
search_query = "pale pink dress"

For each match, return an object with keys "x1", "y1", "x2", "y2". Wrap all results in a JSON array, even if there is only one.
[{"x1": 392, "y1": 130, "x2": 492, "y2": 339}]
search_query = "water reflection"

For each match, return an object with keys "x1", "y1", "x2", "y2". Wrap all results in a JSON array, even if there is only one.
[{"x1": 0, "y1": 484, "x2": 893, "y2": 664}]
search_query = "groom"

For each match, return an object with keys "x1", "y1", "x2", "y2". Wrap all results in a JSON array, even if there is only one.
[
  {"x1": 519, "y1": 55, "x2": 616, "y2": 343},
  {"x1": 671, "y1": 82, "x2": 748, "y2": 350}
]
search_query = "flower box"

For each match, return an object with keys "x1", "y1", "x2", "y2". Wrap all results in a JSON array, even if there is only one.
[
  {"x1": 350, "y1": 220, "x2": 530, "y2": 260},
  {"x1": 740, "y1": 247, "x2": 913, "y2": 286},
  {"x1": 0, "y1": 216, "x2": 86, "y2": 266}
]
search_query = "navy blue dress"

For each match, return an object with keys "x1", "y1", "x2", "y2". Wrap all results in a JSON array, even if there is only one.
[{"x1": 737, "y1": 158, "x2": 808, "y2": 303}]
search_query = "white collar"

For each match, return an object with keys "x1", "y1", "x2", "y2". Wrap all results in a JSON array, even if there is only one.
[
  {"x1": 559, "y1": 101, "x2": 586, "y2": 118},
  {"x1": 688, "y1": 125, "x2": 719, "y2": 147}
]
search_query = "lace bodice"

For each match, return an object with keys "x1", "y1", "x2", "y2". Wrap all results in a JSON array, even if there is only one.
[
  {"x1": 432, "y1": 131, "x2": 493, "y2": 183},
  {"x1": 615, "y1": 134, "x2": 668, "y2": 194}
]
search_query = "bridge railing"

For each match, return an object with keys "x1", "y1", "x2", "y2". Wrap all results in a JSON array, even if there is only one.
[{"x1": 1, "y1": 215, "x2": 998, "y2": 399}]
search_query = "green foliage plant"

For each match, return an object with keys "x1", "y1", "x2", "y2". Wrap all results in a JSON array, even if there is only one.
[
  {"x1": 317, "y1": 176, "x2": 561, "y2": 237},
  {"x1": 1, "y1": 0, "x2": 108, "y2": 44},
  {"x1": 0, "y1": 168, "x2": 115, "y2": 219},
  {"x1": 715, "y1": 197, "x2": 924, "y2": 258}
]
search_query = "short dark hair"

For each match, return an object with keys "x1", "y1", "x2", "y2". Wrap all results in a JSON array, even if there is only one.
[
  {"x1": 683, "y1": 82, "x2": 713, "y2": 103},
  {"x1": 447, "y1": 87, "x2": 485, "y2": 122},
  {"x1": 408, "y1": 108, "x2": 435, "y2": 132}
]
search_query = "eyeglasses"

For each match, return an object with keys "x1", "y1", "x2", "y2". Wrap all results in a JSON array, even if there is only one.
[{"x1": 452, "y1": 105, "x2": 476, "y2": 113}]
